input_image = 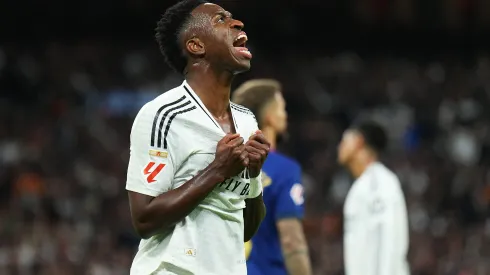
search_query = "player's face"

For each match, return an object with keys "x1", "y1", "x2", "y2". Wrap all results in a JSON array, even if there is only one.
[
  {"x1": 193, "y1": 4, "x2": 251, "y2": 73},
  {"x1": 265, "y1": 92, "x2": 288, "y2": 134},
  {"x1": 337, "y1": 130, "x2": 362, "y2": 165}
]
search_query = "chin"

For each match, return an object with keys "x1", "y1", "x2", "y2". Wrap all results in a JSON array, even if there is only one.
[
  {"x1": 232, "y1": 60, "x2": 251, "y2": 74},
  {"x1": 228, "y1": 47, "x2": 252, "y2": 74}
]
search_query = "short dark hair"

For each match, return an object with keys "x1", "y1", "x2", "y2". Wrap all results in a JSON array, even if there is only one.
[
  {"x1": 231, "y1": 79, "x2": 281, "y2": 127},
  {"x1": 351, "y1": 121, "x2": 388, "y2": 153},
  {"x1": 155, "y1": 0, "x2": 208, "y2": 74}
]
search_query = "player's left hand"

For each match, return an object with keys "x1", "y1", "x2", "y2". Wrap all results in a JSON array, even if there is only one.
[{"x1": 245, "y1": 130, "x2": 270, "y2": 178}]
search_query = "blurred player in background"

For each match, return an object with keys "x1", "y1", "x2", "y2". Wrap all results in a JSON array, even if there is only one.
[
  {"x1": 232, "y1": 79, "x2": 312, "y2": 275},
  {"x1": 338, "y1": 121, "x2": 409, "y2": 275},
  {"x1": 126, "y1": 1, "x2": 268, "y2": 274}
]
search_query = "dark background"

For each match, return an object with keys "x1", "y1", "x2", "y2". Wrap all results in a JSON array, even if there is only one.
[{"x1": 1, "y1": 0, "x2": 490, "y2": 274}]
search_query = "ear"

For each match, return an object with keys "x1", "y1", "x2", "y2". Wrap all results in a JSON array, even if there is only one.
[
  {"x1": 185, "y1": 37, "x2": 205, "y2": 56},
  {"x1": 356, "y1": 134, "x2": 366, "y2": 149}
]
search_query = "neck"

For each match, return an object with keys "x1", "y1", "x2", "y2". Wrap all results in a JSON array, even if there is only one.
[
  {"x1": 186, "y1": 63, "x2": 234, "y2": 118},
  {"x1": 262, "y1": 127, "x2": 277, "y2": 150},
  {"x1": 348, "y1": 150, "x2": 377, "y2": 178}
]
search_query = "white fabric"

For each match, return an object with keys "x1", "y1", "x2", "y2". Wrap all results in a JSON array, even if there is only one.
[
  {"x1": 126, "y1": 81, "x2": 260, "y2": 275},
  {"x1": 247, "y1": 174, "x2": 263, "y2": 198},
  {"x1": 343, "y1": 162, "x2": 410, "y2": 275}
]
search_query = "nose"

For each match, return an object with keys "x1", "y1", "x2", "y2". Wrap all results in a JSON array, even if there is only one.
[{"x1": 231, "y1": 19, "x2": 244, "y2": 30}]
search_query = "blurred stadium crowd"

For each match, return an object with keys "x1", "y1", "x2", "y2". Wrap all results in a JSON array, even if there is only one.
[
  {"x1": 2, "y1": 0, "x2": 490, "y2": 275},
  {"x1": 2, "y1": 43, "x2": 490, "y2": 275}
]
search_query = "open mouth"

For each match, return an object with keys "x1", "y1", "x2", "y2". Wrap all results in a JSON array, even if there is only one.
[
  {"x1": 233, "y1": 33, "x2": 248, "y2": 48},
  {"x1": 233, "y1": 33, "x2": 252, "y2": 59}
]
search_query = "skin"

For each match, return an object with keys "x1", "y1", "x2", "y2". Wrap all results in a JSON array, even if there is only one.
[
  {"x1": 337, "y1": 129, "x2": 377, "y2": 178},
  {"x1": 128, "y1": 3, "x2": 267, "y2": 241},
  {"x1": 260, "y1": 92, "x2": 287, "y2": 150}
]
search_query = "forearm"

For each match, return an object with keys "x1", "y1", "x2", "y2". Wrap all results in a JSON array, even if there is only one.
[
  {"x1": 278, "y1": 218, "x2": 312, "y2": 275},
  {"x1": 284, "y1": 250, "x2": 312, "y2": 275},
  {"x1": 243, "y1": 193, "x2": 266, "y2": 242},
  {"x1": 132, "y1": 163, "x2": 225, "y2": 238}
]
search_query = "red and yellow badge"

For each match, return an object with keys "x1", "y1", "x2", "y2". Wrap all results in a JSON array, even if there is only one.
[{"x1": 149, "y1": 150, "x2": 168, "y2": 158}]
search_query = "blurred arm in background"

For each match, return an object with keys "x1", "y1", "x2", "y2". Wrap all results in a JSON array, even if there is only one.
[
  {"x1": 277, "y1": 217, "x2": 312, "y2": 275},
  {"x1": 276, "y1": 166, "x2": 312, "y2": 275}
]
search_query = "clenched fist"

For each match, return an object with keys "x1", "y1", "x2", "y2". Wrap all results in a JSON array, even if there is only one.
[
  {"x1": 245, "y1": 130, "x2": 270, "y2": 178},
  {"x1": 212, "y1": 133, "x2": 249, "y2": 179}
]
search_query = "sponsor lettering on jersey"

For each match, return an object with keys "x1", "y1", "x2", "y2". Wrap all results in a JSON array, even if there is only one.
[
  {"x1": 218, "y1": 177, "x2": 251, "y2": 196},
  {"x1": 217, "y1": 169, "x2": 253, "y2": 196},
  {"x1": 369, "y1": 198, "x2": 385, "y2": 214}
]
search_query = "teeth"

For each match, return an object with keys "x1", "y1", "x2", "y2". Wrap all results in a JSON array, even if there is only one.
[{"x1": 235, "y1": 34, "x2": 248, "y2": 42}]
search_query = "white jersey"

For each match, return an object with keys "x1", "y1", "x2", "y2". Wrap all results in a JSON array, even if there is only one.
[
  {"x1": 343, "y1": 162, "x2": 409, "y2": 275},
  {"x1": 126, "y1": 80, "x2": 261, "y2": 275}
]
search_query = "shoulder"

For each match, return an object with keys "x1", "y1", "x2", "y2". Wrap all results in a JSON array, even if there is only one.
[
  {"x1": 268, "y1": 152, "x2": 302, "y2": 172},
  {"x1": 131, "y1": 84, "x2": 193, "y2": 147},
  {"x1": 370, "y1": 163, "x2": 404, "y2": 198},
  {"x1": 376, "y1": 164, "x2": 400, "y2": 187},
  {"x1": 133, "y1": 84, "x2": 191, "y2": 126},
  {"x1": 230, "y1": 102, "x2": 257, "y2": 124},
  {"x1": 265, "y1": 152, "x2": 302, "y2": 185},
  {"x1": 142, "y1": 85, "x2": 188, "y2": 116}
]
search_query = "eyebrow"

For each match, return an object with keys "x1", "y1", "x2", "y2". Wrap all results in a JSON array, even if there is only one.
[{"x1": 216, "y1": 10, "x2": 232, "y2": 18}]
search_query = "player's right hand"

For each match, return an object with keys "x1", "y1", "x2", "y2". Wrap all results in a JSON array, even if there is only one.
[{"x1": 212, "y1": 133, "x2": 249, "y2": 179}]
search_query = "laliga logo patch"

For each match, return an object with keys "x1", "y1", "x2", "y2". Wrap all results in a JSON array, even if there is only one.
[
  {"x1": 143, "y1": 161, "x2": 165, "y2": 183},
  {"x1": 369, "y1": 198, "x2": 385, "y2": 214},
  {"x1": 290, "y1": 183, "x2": 304, "y2": 205}
]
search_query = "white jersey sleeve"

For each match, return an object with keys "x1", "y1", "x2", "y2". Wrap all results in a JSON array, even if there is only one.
[
  {"x1": 126, "y1": 103, "x2": 175, "y2": 197},
  {"x1": 366, "y1": 192, "x2": 408, "y2": 275}
]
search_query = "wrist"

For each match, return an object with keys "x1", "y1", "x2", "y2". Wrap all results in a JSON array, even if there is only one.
[
  {"x1": 207, "y1": 161, "x2": 227, "y2": 183},
  {"x1": 249, "y1": 170, "x2": 260, "y2": 178}
]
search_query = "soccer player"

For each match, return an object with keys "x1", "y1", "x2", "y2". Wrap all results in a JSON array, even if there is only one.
[
  {"x1": 125, "y1": 1, "x2": 268, "y2": 274},
  {"x1": 338, "y1": 121, "x2": 410, "y2": 275},
  {"x1": 232, "y1": 79, "x2": 312, "y2": 275}
]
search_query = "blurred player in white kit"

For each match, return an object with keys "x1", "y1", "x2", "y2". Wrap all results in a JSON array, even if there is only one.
[{"x1": 338, "y1": 121, "x2": 410, "y2": 275}]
